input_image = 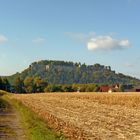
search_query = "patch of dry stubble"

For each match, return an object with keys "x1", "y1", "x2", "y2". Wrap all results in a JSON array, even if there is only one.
[{"x1": 10, "y1": 92, "x2": 140, "y2": 140}]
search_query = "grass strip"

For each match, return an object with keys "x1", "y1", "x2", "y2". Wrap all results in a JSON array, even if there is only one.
[{"x1": 4, "y1": 95, "x2": 66, "y2": 140}]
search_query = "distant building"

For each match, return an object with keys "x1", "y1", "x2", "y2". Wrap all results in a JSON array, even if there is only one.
[
  {"x1": 133, "y1": 86, "x2": 140, "y2": 92},
  {"x1": 100, "y1": 85, "x2": 110, "y2": 92},
  {"x1": 136, "y1": 88, "x2": 140, "y2": 92},
  {"x1": 121, "y1": 84, "x2": 140, "y2": 92},
  {"x1": 100, "y1": 84, "x2": 120, "y2": 92},
  {"x1": 123, "y1": 84, "x2": 134, "y2": 92},
  {"x1": 114, "y1": 84, "x2": 119, "y2": 89}
]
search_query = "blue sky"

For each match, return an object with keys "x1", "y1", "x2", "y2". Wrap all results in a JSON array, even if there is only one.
[{"x1": 0, "y1": 0, "x2": 140, "y2": 78}]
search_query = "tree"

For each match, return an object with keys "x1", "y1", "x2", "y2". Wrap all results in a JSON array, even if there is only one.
[
  {"x1": 85, "y1": 84, "x2": 94, "y2": 92},
  {"x1": 72, "y1": 84, "x2": 79, "y2": 92},
  {"x1": 14, "y1": 76, "x2": 24, "y2": 93},
  {"x1": 79, "y1": 84, "x2": 87, "y2": 92},
  {"x1": 34, "y1": 76, "x2": 48, "y2": 92},
  {"x1": 2, "y1": 78, "x2": 10, "y2": 91},
  {"x1": 24, "y1": 77, "x2": 35, "y2": 93},
  {"x1": 0, "y1": 77, "x2": 3, "y2": 90},
  {"x1": 62, "y1": 85, "x2": 74, "y2": 92},
  {"x1": 44, "y1": 85, "x2": 63, "y2": 92},
  {"x1": 119, "y1": 84, "x2": 125, "y2": 92},
  {"x1": 93, "y1": 85, "x2": 100, "y2": 92}
]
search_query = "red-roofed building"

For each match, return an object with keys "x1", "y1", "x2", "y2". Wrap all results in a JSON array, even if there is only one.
[
  {"x1": 100, "y1": 84, "x2": 120, "y2": 92},
  {"x1": 100, "y1": 85, "x2": 110, "y2": 92}
]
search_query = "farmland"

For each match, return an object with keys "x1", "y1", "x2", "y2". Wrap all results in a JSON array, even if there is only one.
[{"x1": 10, "y1": 92, "x2": 140, "y2": 140}]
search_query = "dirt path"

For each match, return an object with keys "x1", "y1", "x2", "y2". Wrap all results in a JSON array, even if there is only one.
[{"x1": 0, "y1": 98, "x2": 26, "y2": 140}]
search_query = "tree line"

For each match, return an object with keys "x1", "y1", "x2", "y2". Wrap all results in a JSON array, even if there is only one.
[
  {"x1": 44, "y1": 84, "x2": 100, "y2": 92},
  {"x1": 0, "y1": 76, "x2": 102, "y2": 93},
  {"x1": 0, "y1": 77, "x2": 11, "y2": 92}
]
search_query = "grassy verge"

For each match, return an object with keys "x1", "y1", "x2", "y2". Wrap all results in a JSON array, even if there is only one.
[
  {"x1": 0, "y1": 91, "x2": 10, "y2": 111},
  {"x1": 4, "y1": 95, "x2": 66, "y2": 140},
  {"x1": 0, "y1": 98, "x2": 10, "y2": 111},
  {"x1": 0, "y1": 90, "x2": 9, "y2": 96},
  {"x1": 0, "y1": 90, "x2": 10, "y2": 110}
]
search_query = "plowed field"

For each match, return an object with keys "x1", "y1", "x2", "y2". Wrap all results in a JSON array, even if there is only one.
[{"x1": 10, "y1": 93, "x2": 140, "y2": 140}]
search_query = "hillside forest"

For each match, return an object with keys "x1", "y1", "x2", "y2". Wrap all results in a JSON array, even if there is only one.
[{"x1": 0, "y1": 60, "x2": 140, "y2": 93}]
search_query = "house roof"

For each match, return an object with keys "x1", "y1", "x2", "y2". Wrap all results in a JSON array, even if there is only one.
[{"x1": 100, "y1": 86, "x2": 110, "y2": 92}]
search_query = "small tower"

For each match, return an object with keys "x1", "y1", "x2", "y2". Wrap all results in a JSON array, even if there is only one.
[{"x1": 46, "y1": 65, "x2": 50, "y2": 71}]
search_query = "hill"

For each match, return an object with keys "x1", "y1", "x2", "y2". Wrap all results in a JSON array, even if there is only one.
[{"x1": 6, "y1": 60, "x2": 140, "y2": 85}]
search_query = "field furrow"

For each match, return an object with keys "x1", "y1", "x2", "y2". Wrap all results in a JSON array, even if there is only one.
[{"x1": 10, "y1": 93, "x2": 140, "y2": 140}]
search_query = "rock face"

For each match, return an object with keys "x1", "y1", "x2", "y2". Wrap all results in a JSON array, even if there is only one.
[{"x1": 8, "y1": 60, "x2": 140, "y2": 85}]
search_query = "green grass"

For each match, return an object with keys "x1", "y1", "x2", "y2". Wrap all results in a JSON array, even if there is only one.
[
  {"x1": 0, "y1": 96, "x2": 16, "y2": 136},
  {"x1": 0, "y1": 98, "x2": 10, "y2": 111},
  {"x1": 0, "y1": 90, "x2": 11, "y2": 111},
  {"x1": 0, "y1": 90, "x2": 9, "y2": 96},
  {"x1": 10, "y1": 98, "x2": 66, "y2": 140}
]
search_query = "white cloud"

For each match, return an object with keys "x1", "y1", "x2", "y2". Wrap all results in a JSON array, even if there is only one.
[
  {"x1": 32, "y1": 37, "x2": 46, "y2": 44},
  {"x1": 0, "y1": 35, "x2": 8, "y2": 44},
  {"x1": 87, "y1": 36, "x2": 131, "y2": 51},
  {"x1": 66, "y1": 32, "x2": 131, "y2": 51}
]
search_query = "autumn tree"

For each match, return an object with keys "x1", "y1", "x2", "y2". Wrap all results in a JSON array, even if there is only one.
[
  {"x1": 34, "y1": 76, "x2": 48, "y2": 92},
  {"x1": 14, "y1": 76, "x2": 24, "y2": 93},
  {"x1": 24, "y1": 76, "x2": 35, "y2": 93}
]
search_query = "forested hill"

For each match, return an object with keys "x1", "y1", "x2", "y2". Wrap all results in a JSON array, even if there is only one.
[{"x1": 7, "y1": 60, "x2": 140, "y2": 85}]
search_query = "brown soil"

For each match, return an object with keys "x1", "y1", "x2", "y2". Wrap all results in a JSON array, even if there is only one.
[{"x1": 11, "y1": 92, "x2": 140, "y2": 140}]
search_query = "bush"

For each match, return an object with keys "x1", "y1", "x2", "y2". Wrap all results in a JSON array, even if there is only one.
[
  {"x1": 44, "y1": 84, "x2": 100, "y2": 93},
  {"x1": 44, "y1": 85, "x2": 63, "y2": 92},
  {"x1": 61, "y1": 85, "x2": 74, "y2": 92}
]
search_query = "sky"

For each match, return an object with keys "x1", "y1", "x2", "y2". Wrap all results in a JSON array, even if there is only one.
[{"x1": 0, "y1": 0, "x2": 140, "y2": 78}]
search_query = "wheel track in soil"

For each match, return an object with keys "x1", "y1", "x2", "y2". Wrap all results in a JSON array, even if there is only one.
[{"x1": 0, "y1": 98, "x2": 26, "y2": 140}]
